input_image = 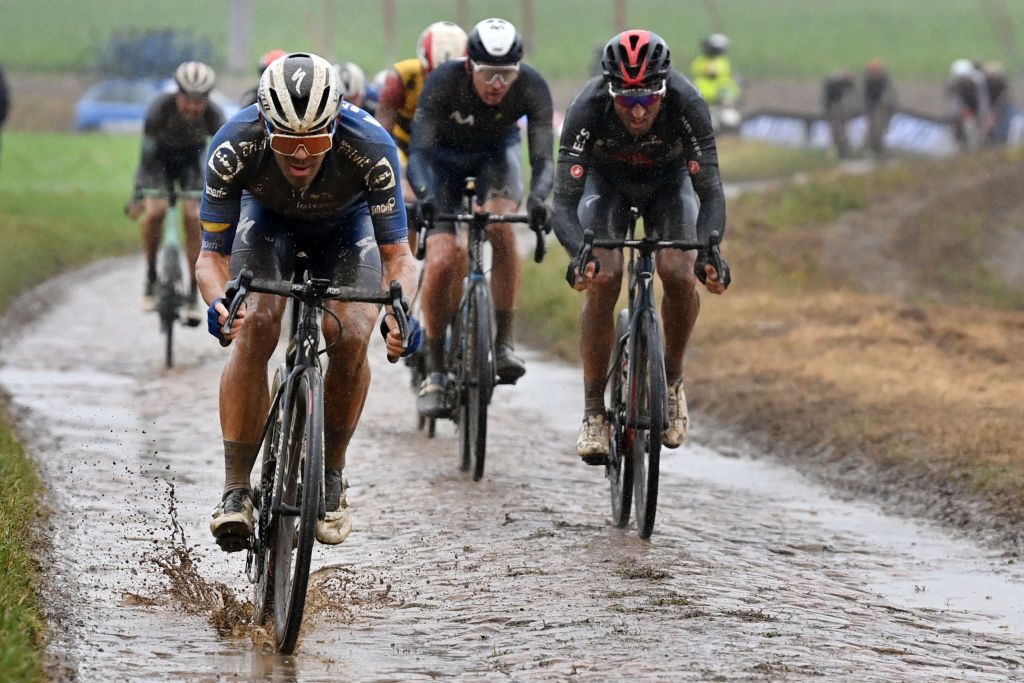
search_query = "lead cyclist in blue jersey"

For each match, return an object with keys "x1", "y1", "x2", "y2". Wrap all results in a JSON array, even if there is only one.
[{"x1": 196, "y1": 52, "x2": 421, "y2": 551}]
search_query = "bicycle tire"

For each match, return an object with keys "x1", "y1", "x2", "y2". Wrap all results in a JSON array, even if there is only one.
[
  {"x1": 631, "y1": 310, "x2": 665, "y2": 539},
  {"x1": 452, "y1": 303, "x2": 472, "y2": 472},
  {"x1": 252, "y1": 366, "x2": 286, "y2": 625},
  {"x1": 272, "y1": 368, "x2": 324, "y2": 653},
  {"x1": 465, "y1": 284, "x2": 493, "y2": 481},
  {"x1": 157, "y1": 242, "x2": 182, "y2": 368},
  {"x1": 607, "y1": 309, "x2": 633, "y2": 528}
]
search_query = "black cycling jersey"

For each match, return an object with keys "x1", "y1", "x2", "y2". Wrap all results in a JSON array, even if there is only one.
[
  {"x1": 144, "y1": 92, "x2": 224, "y2": 149},
  {"x1": 552, "y1": 71, "x2": 726, "y2": 254},
  {"x1": 200, "y1": 102, "x2": 407, "y2": 254},
  {"x1": 407, "y1": 59, "x2": 554, "y2": 203}
]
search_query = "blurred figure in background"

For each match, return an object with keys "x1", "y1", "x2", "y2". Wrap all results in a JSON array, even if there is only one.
[
  {"x1": 981, "y1": 60, "x2": 1014, "y2": 145},
  {"x1": 238, "y1": 49, "x2": 286, "y2": 108},
  {"x1": 362, "y1": 69, "x2": 388, "y2": 117},
  {"x1": 863, "y1": 59, "x2": 897, "y2": 158},
  {"x1": 822, "y1": 70, "x2": 856, "y2": 158},
  {"x1": 946, "y1": 58, "x2": 991, "y2": 152},
  {"x1": 0, "y1": 64, "x2": 8, "y2": 169},
  {"x1": 136, "y1": 61, "x2": 224, "y2": 318},
  {"x1": 334, "y1": 61, "x2": 367, "y2": 108},
  {"x1": 690, "y1": 33, "x2": 742, "y2": 109}
]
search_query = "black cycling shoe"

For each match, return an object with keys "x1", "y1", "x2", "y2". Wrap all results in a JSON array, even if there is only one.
[
  {"x1": 495, "y1": 343, "x2": 526, "y2": 384},
  {"x1": 417, "y1": 372, "x2": 452, "y2": 418},
  {"x1": 210, "y1": 488, "x2": 254, "y2": 553}
]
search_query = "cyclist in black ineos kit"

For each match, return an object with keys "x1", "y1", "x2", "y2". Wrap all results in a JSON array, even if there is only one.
[
  {"x1": 407, "y1": 17, "x2": 554, "y2": 418},
  {"x1": 552, "y1": 30, "x2": 730, "y2": 461}
]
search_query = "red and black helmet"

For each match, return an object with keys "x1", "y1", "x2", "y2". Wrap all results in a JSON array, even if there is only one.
[{"x1": 601, "y1": 30, "x2": 671, "y2": 94}]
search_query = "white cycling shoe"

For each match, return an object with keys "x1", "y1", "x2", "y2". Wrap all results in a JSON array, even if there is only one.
[
  {"x1": 663, "y1": 379, "x2": 689, "y2": 448},
  {"x1": 316, "y1": 469, "x2": 351, "y2": 545},
  {"x1": 576, "y1": 414, "x2": 610, "y2": 465}
]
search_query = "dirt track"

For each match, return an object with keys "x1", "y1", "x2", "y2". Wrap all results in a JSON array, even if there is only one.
[{"x1": 2, "y1": 258, "x2": 1024, "y2": 681}]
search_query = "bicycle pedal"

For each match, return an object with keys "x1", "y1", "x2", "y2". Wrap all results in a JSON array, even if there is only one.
[
  {"x1": 581, "y1": 454, "x2": 608, "y2": 467},
  {"x1": 495, "y1": 375, "x2": 519, "y2": 386},
  {"x1": 215, "y1": 533, "x2": 251, "y2": 553},
  {"x1": 184, "y1": 317, "x2": 202, "y2": 328}
]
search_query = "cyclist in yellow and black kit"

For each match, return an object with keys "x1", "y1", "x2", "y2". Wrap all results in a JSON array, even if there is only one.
[{"x1": 375, "y1": 21, "x2": 468, "y2": 210}]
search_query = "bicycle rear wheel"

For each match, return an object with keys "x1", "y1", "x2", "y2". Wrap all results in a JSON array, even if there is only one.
[
  {"x1": 157, "y1": 242, "x2": 182, "y2": 368},
  {"x1": 458, "y1": 284, "x2": 494, "y2": 481},
  {"x1": 272, "y1": 368, "x2": 324, "y2": 653},
  {"x1": 607, "y1": 309, "x2": 633, "y2": 528},
  {"x1": 630, "y1": 310, "x2": 665, "y2": 539}
]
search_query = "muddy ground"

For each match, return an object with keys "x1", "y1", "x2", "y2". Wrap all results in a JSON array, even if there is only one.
[{"x1": 2, "y1": 259, "x2": 1024, "y2": 681}]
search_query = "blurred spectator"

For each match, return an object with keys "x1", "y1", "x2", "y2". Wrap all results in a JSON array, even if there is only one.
[
  {"x1": 981, "y1": 60, "x2": 1014, "y2": 145},
  {"x1": 0, "y1": 64, "x2": 8, "y2": 168},
  {"x1": 238, "y1": 49, "x2": 286, "y2": 108},
  {"x1": 863, "y1": 59, "x2": 897, "y2": 158},
  {"x1": 945, "y1": 58, "x2": 991, "y2": 152},
  {"x1": 690, "y1": 33, "x2": 742, "y2": 107},
  {"x1": 822, "y1": 70, "x2": 856, "y2": 158}
]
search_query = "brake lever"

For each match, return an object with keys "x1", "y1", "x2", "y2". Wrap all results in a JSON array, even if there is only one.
[
  {"x1": 384, "y1": 280, "x2": 409, "y2": 364},
  {"x1": 219, "y1": 269, "x2": 253, "y2": 347}
]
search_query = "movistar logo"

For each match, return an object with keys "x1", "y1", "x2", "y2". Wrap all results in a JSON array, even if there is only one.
[{"x1": 291, "y1": 68, "x2": 307, "y2": 95}]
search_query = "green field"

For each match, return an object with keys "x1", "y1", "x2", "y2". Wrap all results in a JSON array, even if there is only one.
[{"x1": 0, "y1": 0, "x2": 1021, "y2": 79}]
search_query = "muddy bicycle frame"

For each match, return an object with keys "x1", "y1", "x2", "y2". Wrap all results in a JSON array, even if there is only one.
[
  {"x1": 425, "y1": 177, "x2": 547, "y2": 480},
  {"x1": 577, "y1": 209, "x2": 720, "y2": 538},
  {"x1": 220, "y1": 269, "x2": 408, "y2": 653}
]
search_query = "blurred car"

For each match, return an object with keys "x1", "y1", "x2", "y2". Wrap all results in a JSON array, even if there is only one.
[{"x1": 73, "y1": 78, "x2": 238, "y2": 132}]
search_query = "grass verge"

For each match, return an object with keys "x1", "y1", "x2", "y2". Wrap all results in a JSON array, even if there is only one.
[{"x1": 0, "y1": 131, "x2": 137, "y2": 681}]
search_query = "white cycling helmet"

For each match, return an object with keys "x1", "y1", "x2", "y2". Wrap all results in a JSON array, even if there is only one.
[
  {"x1": 333, "y1": 61, "x2": 366, "y2": 102},
  {"x1": 174, "y1": 61, "x2": 216, "y2": 97},
  {"x1": 950, "y1": 58, "x2": 975, "y2": 78},
  {"x1": 417, "y1": 20, "x2": 468, "y2": 71},
  {"x1": 467, "y1": 18, "x2": 523, "y2": 65},
  {"x1": 258, "y1": 52, "x2": 341, "y2": 133}
]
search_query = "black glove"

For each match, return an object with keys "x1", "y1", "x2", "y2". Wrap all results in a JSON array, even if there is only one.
[
  {"x1": 695, "y1": 249, "x2": 732, "y2": 288},
  {"x1": 527, "y1": 195, "x2": 551, "y2": 232},
  {"x1": 415, "y1": 196, "x2": 436, "y2": 226}
]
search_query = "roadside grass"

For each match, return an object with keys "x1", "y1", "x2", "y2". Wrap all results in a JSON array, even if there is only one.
[
  {"x1": 0, "y1": 131, "x2": 137, "y2": 682},
  {"x1": 3, "y1": 0, "x2": 1022, "y2": 79}
]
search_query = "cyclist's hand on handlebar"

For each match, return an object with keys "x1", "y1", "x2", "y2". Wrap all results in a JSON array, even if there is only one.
[
  {"x1": 414, "y1": 196, "x2": 436, "y2": 225},
  {"x1": 207, "y1": 297, "x2": 245, "y2": 344},
  {"x1": 381, "y1": 312, "x2": 423, "y2": 358},
  {"x1": 527, "y1": 195, "x2": 552, "y2": 233},
  {"x1": 565, "y1": 257, "x2": 600, "y2": 291},
  {"x1": 695, "y1": 250, "x2": 731, "y2": 294}
]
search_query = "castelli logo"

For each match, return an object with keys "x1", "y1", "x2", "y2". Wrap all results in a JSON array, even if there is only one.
[
  {"x1": 688, "y1": 159, "x2": 700, "y2": 174},
  {"x1": 570, "y1": 164, "x2": 584, "y2": 178}
]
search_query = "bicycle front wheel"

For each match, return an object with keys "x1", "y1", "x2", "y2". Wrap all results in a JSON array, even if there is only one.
[
  {"x1": 607, "y1": 309, "x2": 633, "y2": 528},
  {"x1": 157, "y1": 242, "x2": 182, "y2": 368},
  {"x1": 630, "y1": 310, "x2": 665, "y2": 539},
  {"x1": 458, "y1": 284, "x2": 494, "y2": 481},
  {"x1": 272, "y1": 368, "x2": 324, "y2": 653}
]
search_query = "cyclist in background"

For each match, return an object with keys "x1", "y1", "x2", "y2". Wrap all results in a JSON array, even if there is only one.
[
  {"x1": 334, "y1": 61, "x2": 367, "y2": 108},
  {"x1": 196, "y1": 53, "x2": 420, "y2": 551},
  {"x1": 552, "y1": 30, "x2": 729, "y2": 461},
  {"x1": 407, "y1": 18, "x2": 553, "y2": 417},
  {"x1": 136, "y1": 61, "x2": 224, "y2": 318},
  {"x1": 690, "y1": 33, "x2": 741, "y2": 107},
  {"x1": 822, "y1": 70, "x2": 856, "y2": 158},
  {"x1": 376, "y1": 21, "x2": 468, "y2": 218},
  {"x1": 0, "y1": 63, "x2": 8, "y2": 169},
  {"x1": 946, "y1": 58, "x2": 991, "y2": 152},
  {"x1": 238, "y1": 49, "x2": 287, "y2": 108},
  {"x1": 863, "y1": 59, "x2": 897, "y2": 158}
]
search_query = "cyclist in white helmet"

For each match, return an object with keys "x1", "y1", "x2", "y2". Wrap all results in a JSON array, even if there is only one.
[
  {"x1": 133, "y1": 60, "x2": 224, "y2": 320},
  {"x1": 334, "y1": 60, "x2": 367, "y2": 108},
  {"x1": 196, "y1": 52, "x2": 420, "y2": 551},
  {"x1": 376, "y1": 20, "x2": 468, "y2": 226}
]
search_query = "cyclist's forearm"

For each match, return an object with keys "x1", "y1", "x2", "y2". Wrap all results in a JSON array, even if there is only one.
[
  {"x1": 379, "y1": 243, "x2": 417, "y2": 305},
  {"x1": 196, "y1": 251, "x2": 231, "y2": 305},
  {"x1": 552, "y1": 192, "x2": 585, "y2": 255}
]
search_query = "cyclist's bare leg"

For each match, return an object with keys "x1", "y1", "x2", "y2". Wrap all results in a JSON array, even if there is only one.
[
  {"x1": 580, "y1": 248, "x2": 624, "y2": 414},
  {"x1": 180, "y1": 198, "x2": 202, "y2": 293},
  {"x1": 321, "y1": 299, "x2": 378, "y2": 471},
  {"x1": 481, "y1": 197, "x2": 521, "y2": 312},
  {"x1": 141, "y1": 196, "x2": 169, "y2": 282},
  {"x1": 421, "y1": 232, "x2": 468, "y2": 365},
  {"x1": 656, "y1": 249, "x2": 700, "y2": 384}
]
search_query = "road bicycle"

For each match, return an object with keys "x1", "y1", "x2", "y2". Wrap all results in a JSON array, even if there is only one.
[
  {"x1": 423, "y1": 177, "x2": 548, "y2": 481},
  {"x1": 220, "y1": 269, "x2": 410, "y2": 653},
  {"x1": 153, "y1": 198, "x2": 200, "y2": 367},
  {"x1": 574, "y1": 209, "x2": 721, "y2": 538}
]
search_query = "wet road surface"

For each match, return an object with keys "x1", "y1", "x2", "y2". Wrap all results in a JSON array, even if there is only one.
[{"x1": 2, "y1": 258, "x2": 1024, "y2": 681}]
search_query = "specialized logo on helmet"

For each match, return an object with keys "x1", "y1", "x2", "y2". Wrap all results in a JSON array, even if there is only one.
[
  {"x1": 291, "y1": 68, "x2": 307, "y2": 96},
  {"x1": 366, "y1": 157, "x2": 396, "y2": 191}
]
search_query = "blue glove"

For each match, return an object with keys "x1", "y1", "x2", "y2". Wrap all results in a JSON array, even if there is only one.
[
  {"x1": 207, "y1": 297, "x2": 228, "y2": 344},
  {"x1": 379, "y1": 312, "x2": 423, "y2": 357}
]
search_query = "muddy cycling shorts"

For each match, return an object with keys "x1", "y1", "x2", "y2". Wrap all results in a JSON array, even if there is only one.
[
  {"x1": 137, "y1": 143, "x2": 205, "y2": 200},
  {"x1": 577, "y1": 167, "x2": 698, "y2": 241},
  {"x1": 228, "y1": 194, "x2": 382, "y2": 290},
  {"x1": 425, "y1": 138, "x2": 524, "y2": 236}
]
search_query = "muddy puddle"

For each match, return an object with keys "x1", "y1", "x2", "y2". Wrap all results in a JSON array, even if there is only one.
[{"x1": 2, "y1": 258, "x2": 1023, "y2": 681}]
